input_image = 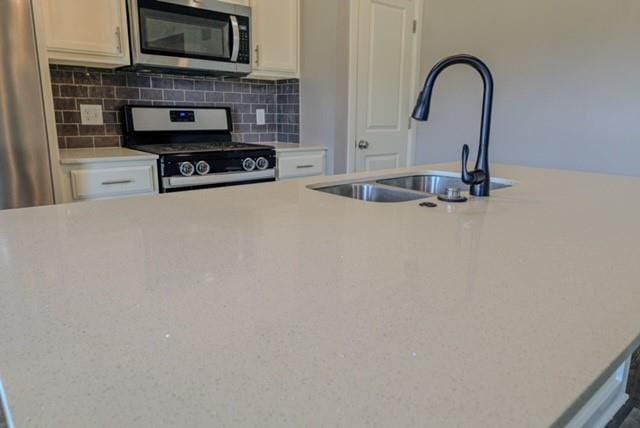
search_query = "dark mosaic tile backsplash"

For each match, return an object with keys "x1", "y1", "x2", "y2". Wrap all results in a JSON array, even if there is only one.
[{"x1": 50, "y1": 65, "x2": 300, "y2": 149}]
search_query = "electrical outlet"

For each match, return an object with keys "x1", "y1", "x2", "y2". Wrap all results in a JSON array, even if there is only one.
[
  {"x1": 80, "y1": 104, "x2": 104, "y2": 125},
  {"x1": 256, "y1": 108, "x2": 266, "y2": 126}
]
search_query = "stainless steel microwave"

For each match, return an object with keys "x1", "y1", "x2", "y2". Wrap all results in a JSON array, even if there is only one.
[{"x1": 126, "y1": 0, "x2": 251, "y2": 76}]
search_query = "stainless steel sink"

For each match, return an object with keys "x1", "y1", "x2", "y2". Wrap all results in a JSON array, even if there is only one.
[
  {"x1": 313, "y1": 183, "x2": 430, "y2": 203},
  {"x1": 310, "y1": 172, "x2": 512, "y2": 203},
  {"x1": 377, "y1": 174, "x2": 511, "y2": 195}
]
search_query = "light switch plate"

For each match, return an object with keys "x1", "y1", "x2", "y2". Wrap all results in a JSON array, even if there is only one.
[
  {"x1": 256, "y1": 108, "x2": 266, "y2": 126},
  {"x1": 80, "y1": 104, "x2": 104, "y2": 125}
]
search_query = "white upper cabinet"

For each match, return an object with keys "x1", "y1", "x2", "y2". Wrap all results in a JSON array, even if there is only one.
[
  {"x1": 39, "y1": 0, "x2": 130, "y2": 68},
  {"x1": 250, "y1": 0, "x2": 300, "y2": 79}
]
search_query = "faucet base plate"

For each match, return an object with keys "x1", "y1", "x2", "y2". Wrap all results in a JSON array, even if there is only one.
[{"x1": 437, "y1": 194, "x2": 468, "y2": 203}]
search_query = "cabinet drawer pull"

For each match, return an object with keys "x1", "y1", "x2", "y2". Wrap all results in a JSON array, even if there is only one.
[
  {"x1": 101, "y1": 179, "x2": 134, "y2": 185},
  {"x1": 296, "y1": 164, "x2": 315, "y2": 169}
]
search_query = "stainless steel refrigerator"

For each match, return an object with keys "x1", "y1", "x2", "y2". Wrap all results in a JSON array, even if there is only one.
[{"x1": 0, "y1": 0, "x2": 55, "y2": 210}]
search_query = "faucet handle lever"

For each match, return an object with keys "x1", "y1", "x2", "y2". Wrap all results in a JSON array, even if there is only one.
[{"x1": 461, "y1": 144, "x2": 487, "y2": 185}]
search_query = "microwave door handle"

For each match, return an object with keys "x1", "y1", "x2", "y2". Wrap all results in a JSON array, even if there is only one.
[{"x1": 230, "y1": 16, "x2": 240, "y2": 62}]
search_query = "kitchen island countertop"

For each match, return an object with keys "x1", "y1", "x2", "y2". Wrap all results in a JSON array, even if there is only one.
[{"x1": 1, "y1": 163, "x2": 640, "y2": 427}]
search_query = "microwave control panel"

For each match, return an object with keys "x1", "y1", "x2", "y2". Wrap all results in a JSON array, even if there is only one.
[{"x1": 237, "y1": 16, "x2": 251, "y2": 64}]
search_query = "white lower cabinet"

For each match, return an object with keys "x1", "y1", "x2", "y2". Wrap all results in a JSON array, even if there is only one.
[
  {"x1": 69, "y1": 166, "x2": 156, "y2": 201},
  {"x1": 275, "y1": 148, "x2": 327, "y2": 180},
  {"x1": 566, "y1": 357, "x2": 631, "y2": 428},
  {"x1": 59, "y1": 149, "x2": 159, "y2": 202}
]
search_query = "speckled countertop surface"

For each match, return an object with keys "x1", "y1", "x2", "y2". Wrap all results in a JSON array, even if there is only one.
[
  {"x1": 1, "y1": 163, "x2": 640, "y2": 427},
  {"x1": 59, "y1": 147, "x2": 158, "y2": 164},
  {"x1": 257, "y1": 142, "x2": 328, "y2": 152}
]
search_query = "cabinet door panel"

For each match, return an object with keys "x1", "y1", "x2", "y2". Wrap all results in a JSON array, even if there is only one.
[
  {"x1": 251, "y1": 0, "x2": 299, "y2": 77},
  {"x1": 41, "y1": 0, "x2": 129, "y2": 66}
]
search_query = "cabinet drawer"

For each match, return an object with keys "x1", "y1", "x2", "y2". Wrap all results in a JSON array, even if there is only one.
[
  {"x1": 71, "y1": 166, "x2": 155, "y2": 200},
  {"x1": 277, "y1": 153, "x2": 325, "y2": 179}
]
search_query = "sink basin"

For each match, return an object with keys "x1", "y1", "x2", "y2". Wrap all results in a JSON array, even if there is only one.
[
  {"x1": 313, "y1": 183, "x2": 429, "y2": 203},
  {"x1": 310, "y1": 172, "x2": 512, "y2": 203},
  {"x1": 377, "y1": 174, "x2": 511, "y2": 195}
]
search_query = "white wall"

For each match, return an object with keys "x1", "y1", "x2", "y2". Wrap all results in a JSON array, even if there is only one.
[
  {"x1": 415, "y1": 0, "x2": 640, "y2": 176},
  {"x1": 300, "y1": 0, "x2": 350, "y2": 174}
]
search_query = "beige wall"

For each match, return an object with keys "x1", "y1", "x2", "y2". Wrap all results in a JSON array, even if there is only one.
[
  {"x1": 300, "y1": 0, "x2": 350, "y2": 174},
  {"x1": 415, "y1": 0, "x2": 640, "y2": 176}
]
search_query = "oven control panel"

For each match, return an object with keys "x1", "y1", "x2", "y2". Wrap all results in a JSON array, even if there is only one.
[
  {"x1": 170, "y1": 110, "x2": 195, "y2": 122},
  {"x1": 162, "y1": 151, "x2": 276, "y2": 177},
  {"x1": 241, "y1": 157, "x2": 271, "y2": 172},
  {"x1": 159, "y1": 151, "x2": 277, "y2": 193}
]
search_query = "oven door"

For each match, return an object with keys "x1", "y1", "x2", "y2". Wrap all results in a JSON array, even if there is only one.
[
  {"x1": 161, "y1": 169, "x2": 276, "y2": 193},
  {"x1": 128, "y1": 0, "x2": 251, "y2": 75}
]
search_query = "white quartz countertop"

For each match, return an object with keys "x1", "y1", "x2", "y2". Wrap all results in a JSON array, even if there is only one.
[
  {"x1": 59, "y1": 147, "x2": 158, "y2": 164},
  {"x1": 1, "y1": 163, "x2": 640, "y2": 427},
  {"x1": 257, "y1": 142, "x2": 328, "y2": 152}
]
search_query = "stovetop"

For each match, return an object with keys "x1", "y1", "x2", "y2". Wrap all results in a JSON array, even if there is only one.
[{"x1": 131, "y1": 142, "x2": 271, "y2": 155}]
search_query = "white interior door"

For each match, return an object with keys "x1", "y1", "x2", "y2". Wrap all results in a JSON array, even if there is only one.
[{"x1": 354, "y1": 0, "x2": 416, "y2": 172}]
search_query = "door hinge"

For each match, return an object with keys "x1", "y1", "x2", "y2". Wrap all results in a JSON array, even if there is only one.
[
  {"x1": 413, "y1": 20, "x2": 417, "y2": 34},
  {"x1": 408, "y1": 117, "x2": 412, "y2": 129}
]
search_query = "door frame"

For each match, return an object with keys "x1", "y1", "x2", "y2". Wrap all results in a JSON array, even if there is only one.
[{"x1": 346, "y1": 0, "x2": 424, "y2": 173}]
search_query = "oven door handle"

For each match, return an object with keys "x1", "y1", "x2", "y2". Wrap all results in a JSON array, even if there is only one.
[
  {"x1": 165, "y1": 169, "x2": 275, "y2": 189},
  {"x1": 230, "y1": 15, "x2": 240, "y2": 63}
]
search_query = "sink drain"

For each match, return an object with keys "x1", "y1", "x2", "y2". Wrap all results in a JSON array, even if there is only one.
[{"x1": 419, "y1": 202, "x2": 438, "y2": 208}]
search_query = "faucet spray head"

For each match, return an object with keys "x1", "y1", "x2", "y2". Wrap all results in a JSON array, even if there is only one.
[{"x1": 411, "y1": 90, "x2": 431, "y2": 121}]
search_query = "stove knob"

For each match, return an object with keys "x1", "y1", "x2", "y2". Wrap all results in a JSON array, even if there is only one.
[
  {"x1": 242, "y1": 158, "x2": 256, "y2": 171},
  {"x1": 179, "y1": 162, "x2": 195, "y2": 177},
  {"x1": 255, "y1": 157, "x2": 269, "y2": 170},
  {"x1": 195, "y1": 161, "x2": 210, "y2": 175}
]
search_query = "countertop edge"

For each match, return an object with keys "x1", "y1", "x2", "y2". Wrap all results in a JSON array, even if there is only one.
[
  {"x1": 553, "y1": 333, "x2": 640, "y2": 427},
  {"x1": 257, "y1": 142, "x2": 328, "y2": 153},
  {"x1": 59, "y1": 148, "x2": 159, "y2": 165}
]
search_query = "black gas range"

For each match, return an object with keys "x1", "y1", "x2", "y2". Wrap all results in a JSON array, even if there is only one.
[{"x1": 122, "y1": 106, "x2": 276, "y2": 193}]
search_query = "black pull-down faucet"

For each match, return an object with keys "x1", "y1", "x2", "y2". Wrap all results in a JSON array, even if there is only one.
[{"x1": 412, "y1": 54, "x2": 494, "y2": 197}]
